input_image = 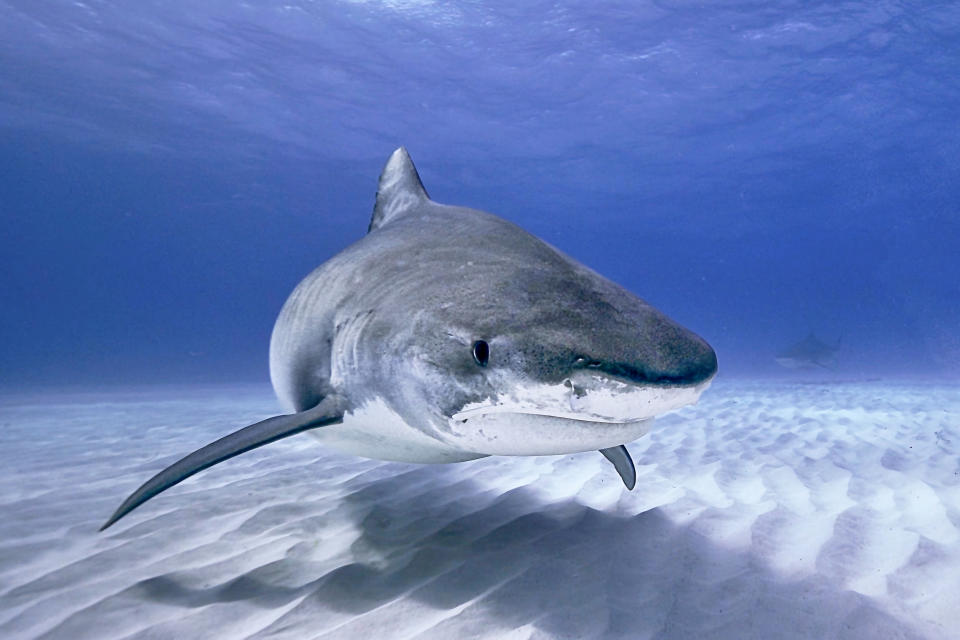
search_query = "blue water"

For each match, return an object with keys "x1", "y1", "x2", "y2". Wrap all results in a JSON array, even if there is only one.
[{"x1": 2, "y1": 1, "x2": 958, "y2": 388}]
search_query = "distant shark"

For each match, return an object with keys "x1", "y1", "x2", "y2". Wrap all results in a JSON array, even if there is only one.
[
  {"x1": 775, "y1": 333, "x2": 841, "y2": 370},
  {"x1": 101, "y1": 148, "x2": 717, "y2": 530}
]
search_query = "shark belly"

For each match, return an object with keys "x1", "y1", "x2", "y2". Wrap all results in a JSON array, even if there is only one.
[
  {"x1": 306, "y1": 397, "x2": 486, "y2": 464},
  {"x1": 446, "y1": 412, "x2": 654, "y2": 456}
]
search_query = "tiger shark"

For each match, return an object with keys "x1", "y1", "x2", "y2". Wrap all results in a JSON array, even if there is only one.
[
  {"x1": 775, "y1": 333, "x2": 841, "y2": 370},
  {"x1": 101, "y1": 148, "x2": 717, "y2": 531}
]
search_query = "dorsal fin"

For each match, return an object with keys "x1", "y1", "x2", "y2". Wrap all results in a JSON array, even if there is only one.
[{"x1": 368, "y1": 147, "x2": 430, "y2": 232}]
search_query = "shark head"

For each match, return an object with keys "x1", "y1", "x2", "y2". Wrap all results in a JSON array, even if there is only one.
[{"x1": 382, "y1": 234, "x2": 715, "y2": 457}]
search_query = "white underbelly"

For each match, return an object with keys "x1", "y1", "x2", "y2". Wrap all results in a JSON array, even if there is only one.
[
  {"x1": 446, "y1": 412, "x2": 654, "y2": 456},
  {"x1": 306, "y1": 397, "x2": 485, "y2": 463}
]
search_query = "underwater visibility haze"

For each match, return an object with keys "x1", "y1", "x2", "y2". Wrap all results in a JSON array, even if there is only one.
[
  {"x1": 2, "y1": 2, "x2": 960, "y2": 639},
  {"x1": 2, "y1": 0, "x2": 958, "y2": 386}
]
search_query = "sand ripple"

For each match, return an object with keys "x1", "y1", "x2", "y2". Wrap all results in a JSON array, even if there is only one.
[{"x1": 1, "y1": 380, "x2": 958, "y2": 639}]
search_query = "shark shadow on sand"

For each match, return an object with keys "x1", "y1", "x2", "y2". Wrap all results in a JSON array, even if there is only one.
[{"x1": 115, "y1": 466, "x2": 926, "y2": 640}]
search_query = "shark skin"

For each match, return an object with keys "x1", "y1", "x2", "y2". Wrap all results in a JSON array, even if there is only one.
[{"x1": 101, "y1": 148, "x2": 717, "y2": 531}]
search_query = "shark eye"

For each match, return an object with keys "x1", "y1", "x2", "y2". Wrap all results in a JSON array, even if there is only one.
[{"x1": 472, "y1": 340, "x2": 489, "y2": 366}]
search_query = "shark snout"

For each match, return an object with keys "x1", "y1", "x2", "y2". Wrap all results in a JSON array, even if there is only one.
[
  {"x1": 656, "y1": 332, "x2": 718, "y2": 386},
  {"x1": 573, "y1": 327, "x2": 717, "y2": 388}
]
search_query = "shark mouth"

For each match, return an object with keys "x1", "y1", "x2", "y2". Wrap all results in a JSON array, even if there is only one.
[
  {"x1": 445, "y1": 378, "x2": 713, "y2": 456},
  {"x1": 450, "y1": 405, "x2": 645, "y2": 424},
  {"x1": 451, "y1": 377, "x2": 713, "y2": 425}
]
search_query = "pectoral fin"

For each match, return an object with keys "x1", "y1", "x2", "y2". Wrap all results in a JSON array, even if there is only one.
[
  {"x1": 100, "y1": 394, "x2": 346, "y2": 531},
  {"x1": 600, "y1": 445, "x2": 636, "y2": 490}
]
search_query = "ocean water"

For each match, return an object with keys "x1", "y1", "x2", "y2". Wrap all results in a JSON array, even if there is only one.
[{"x1": 2, "y1": 2, "x2": 959, "y2": 639}]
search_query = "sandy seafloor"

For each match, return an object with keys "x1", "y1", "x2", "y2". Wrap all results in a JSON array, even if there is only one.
[{"x1": 1, "y1": 380, "x2": 958, "y2": 640}]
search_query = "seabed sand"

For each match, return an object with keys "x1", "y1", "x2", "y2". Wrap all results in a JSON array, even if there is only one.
[{"x1": 1, "y1": 380, "x2": 958, "y2": 639}]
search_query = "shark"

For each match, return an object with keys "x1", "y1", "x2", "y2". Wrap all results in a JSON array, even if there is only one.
[
  {"x1": 775, "y1": 332, "x2": 841, "y2": 370},
  {"x1": 101, "y1": 148, "x2": 718, "y2": 531}
]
